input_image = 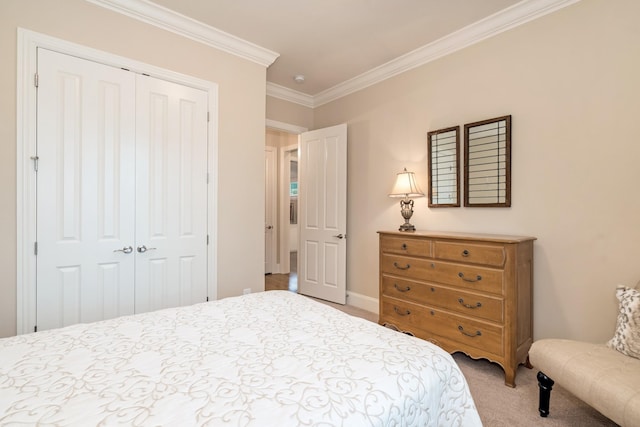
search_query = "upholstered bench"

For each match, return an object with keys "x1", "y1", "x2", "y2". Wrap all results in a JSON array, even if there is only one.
[
  {"x1": 529, "y1": 339, "x2": 640, "y2": 426},
  {"x1": 529, "y1": 285, "x2": 640, "y2": 427}
]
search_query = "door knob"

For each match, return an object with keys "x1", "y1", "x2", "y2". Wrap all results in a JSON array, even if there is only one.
[
  {"x1": 137, "y1": 245, "x2": 157, "y2": 253},
  {"x1": 113, "y1": 246, "x2": 133, "y2": 254},
  {"x1": 333, "y1": 233, "x2": 345, "y2": 239},
  {"x1": 266, "y1": 225, "x2": 273, "y2": 230}
]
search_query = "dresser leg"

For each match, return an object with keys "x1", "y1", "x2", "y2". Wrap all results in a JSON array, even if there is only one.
[
  {"x1": 504, "y1": 367, "x2": 516, "y2": 388},
  {"x1": 537, "y1": 371, "x2": 554, "y2": 417}
]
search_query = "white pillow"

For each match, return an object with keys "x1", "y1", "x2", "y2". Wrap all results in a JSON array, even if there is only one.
[{"x1": 607, "y1": 285, "x2": 640, "y2": 359}]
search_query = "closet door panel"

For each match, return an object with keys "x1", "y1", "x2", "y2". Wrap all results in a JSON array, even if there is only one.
[
  {"x1": 36, "y1": 49, "x2": 136, "y2": 331},
  {"x1": 135, "y1": 75, "x2": 208, "y2": 313}
]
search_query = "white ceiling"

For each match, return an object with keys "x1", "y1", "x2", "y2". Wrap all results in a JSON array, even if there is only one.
[
  {"x1": 147, "y1": 0, "x2": 523, "y2": 95},
  {"x1": 91, "y1": 0, "x2": 578, "y2": 106}
]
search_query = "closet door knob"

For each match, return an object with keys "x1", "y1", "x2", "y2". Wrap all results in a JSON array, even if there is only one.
[
  {"x1": 113, "y1": 246, "x2": 133, "y2": 254},
  {"x1": 137, "y1": 245, "x2": 157, "y2": 253}
]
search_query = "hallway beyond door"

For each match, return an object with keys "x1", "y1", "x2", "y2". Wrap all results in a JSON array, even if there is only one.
[{"x1": 265, "y1": 252, "x2": 297, "y2": 292}]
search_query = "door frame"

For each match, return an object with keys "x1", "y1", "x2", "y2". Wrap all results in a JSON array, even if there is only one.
[{"x1": 16, "y1": 29, "x2": 219, "y2": 335}]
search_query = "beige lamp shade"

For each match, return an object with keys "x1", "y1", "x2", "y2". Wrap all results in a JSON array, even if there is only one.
[{"x1": 389, "y1": 168, "x2": 425, "y2": 198}]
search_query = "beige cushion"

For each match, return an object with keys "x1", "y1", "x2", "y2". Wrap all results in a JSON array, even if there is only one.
[
  {"x1": 530, "y1": 339, "x2": 640, "y2": 427},
  {"x1": 607, "y1": 285, "x2": 640, "y2": 359}
]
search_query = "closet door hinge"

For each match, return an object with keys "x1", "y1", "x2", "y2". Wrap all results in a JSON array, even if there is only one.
[
  {"x1": 206, "y1": 235, "x2": 209, "y2": 245},
  {"x1": 206, "y1": 172, "x2": 209, "y2": 184},
  {"x1": 34, "y1": 325, "x2": 38, "y2": 333},
  {"x1": 31, "y1": 156, "x2": 39, "y2": 172},
  {"x1": 207, "y1": 111, "x2": 210, "y2": 122},
  {"x1": 34, "y1": 73, "x2": 39, "y2": 88},
  {"x1": 34, "y1": 241, "x2": 38, "y2": 255}
]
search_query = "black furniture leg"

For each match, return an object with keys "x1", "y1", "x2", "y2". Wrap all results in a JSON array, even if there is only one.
[{"x1": 537, "y1": 371, "x2": 555, "y2": 417}]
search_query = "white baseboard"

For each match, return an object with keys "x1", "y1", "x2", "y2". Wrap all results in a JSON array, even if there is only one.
[{"x1": 346, "y1": 291, "x2": 379, "y2": 314}]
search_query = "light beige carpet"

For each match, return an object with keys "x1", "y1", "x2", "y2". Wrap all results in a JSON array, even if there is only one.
[{"x1": 453, "y1": 353, "x2": 617, "y2": 426}]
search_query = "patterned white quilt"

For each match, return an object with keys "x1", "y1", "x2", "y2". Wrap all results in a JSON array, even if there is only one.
[{"x1": 0, "y1": 291, "x2": 482, "y2": 426}]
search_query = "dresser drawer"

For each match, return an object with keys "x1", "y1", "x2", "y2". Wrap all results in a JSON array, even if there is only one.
[
  {"x1": 380, "y1": 297, "x2": 504, "y2": 357},
  {"x1": 381, "y1": 275, "x2": 503, "y2": 323},
  {"x1": 380, "y1": 254, "x2": 504, "y2": 295},
  {"x1": 380, "y1": 235, "x2": 432, "y2": 257},
  {"x1": 434, "y1": 240, "x2": 506, "y2": 267}
]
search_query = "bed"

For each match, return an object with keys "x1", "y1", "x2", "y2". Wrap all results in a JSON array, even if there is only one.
[{"x1": 0, "y1": 291, "x2": 481, "y2": 426}]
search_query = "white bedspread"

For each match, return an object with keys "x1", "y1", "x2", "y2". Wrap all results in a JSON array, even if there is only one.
[{"x1": 0, "y1": 291, "x2": 481, "y2": 426}]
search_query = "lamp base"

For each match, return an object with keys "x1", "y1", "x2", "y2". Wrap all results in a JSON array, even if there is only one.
[
  {"x1": 398, "y1": 223, "x2": 416, "y2": 232},
  {"x1": 398, "y1": 198, "x2": 416, "y2": 232}
]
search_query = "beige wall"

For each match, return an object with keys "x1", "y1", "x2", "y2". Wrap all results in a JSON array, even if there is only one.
[
  {"x1": 0, "y1": 0, "x2": 267, "y2": 337},
  {"x1": 306, "y1": 0, "x2": 640, "y2": 343},
  {"x1": 265, "y1": 129, "x2": 297, "y2": 148},
  {"x1": 266, "y1": 96, "x2": 314, "y2": 130}
]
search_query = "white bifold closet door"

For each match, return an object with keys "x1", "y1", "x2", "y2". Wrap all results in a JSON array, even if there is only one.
[
  {"x1": 134, "y1": 74, "x2": 208, "y2": 314},
  {"x1": 36, "y1": 48, "x2": 208, "y2": 331}
]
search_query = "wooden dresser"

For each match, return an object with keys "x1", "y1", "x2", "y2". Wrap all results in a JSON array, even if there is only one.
[{"x1": 378, "y1": 230, "x2": 535, "y2": 387}]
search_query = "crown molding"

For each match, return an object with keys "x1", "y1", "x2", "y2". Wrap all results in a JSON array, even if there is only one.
[
  {"x1": 89, "y1": 0, "x2": 579, "y2": 107},
  {"x1": 270, "y1": 0, "x2": 580, "y2": 108},
  {"x1": 266, "y1": 82, "x2": 315, "y2": 109},
  {"x1": 265, "y1": 119, "x2": 308, "y2": 134},
  {"x1": 86, "y1": 0, "x2": 279, "y2": 67}
]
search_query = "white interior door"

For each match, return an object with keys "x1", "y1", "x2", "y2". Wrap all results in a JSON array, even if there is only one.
[
  {"x1": 36, "y1": 49, "x2": 137, "y2": 330},
  {"x1": 265, "y1": 147, "x2": 277, "y2": 274},
  {"x1": 298, "y1": 124, "x2": 347, "y2": 304},
  {"x1": 134, "y1": 75, "x2": 209, "y2": 313}
]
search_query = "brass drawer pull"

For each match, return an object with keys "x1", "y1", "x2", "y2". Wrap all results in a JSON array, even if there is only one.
[
  {"x1": 393, "y1": 306, "x2": 411, "y2": 316},
  {"x1": 458, "y1": 298, "x2": 482, "y2": 309},
  {"x1": 462, "y1": 249, "x2": 470, "y2": 257},
  {"x1": 458, "y1": 272, "x2": 482, "y2": 282},
  {"x1": 393, "y1": 262, "x2": 411, "y2": 270},
  {"x1": 458, "y1": 325, "x2": 482, "y2": 337},
  {"x1": 394, "y1": 283, "x2": 411, "y2": 292}
]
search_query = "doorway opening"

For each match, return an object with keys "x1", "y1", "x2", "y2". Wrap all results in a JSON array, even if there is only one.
[
  {"x1": 264, "y1": 123, "x2": 348, "y2": 305},
  {"x1": 265, "y1": 123, "x2": 305, "y2": 293},
  {"x1": 264, "y1": 143, "x2": 298, "y2": 293},
  {"x1": 287, "y1": 153, "x2": 299, "y2": 292}
]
